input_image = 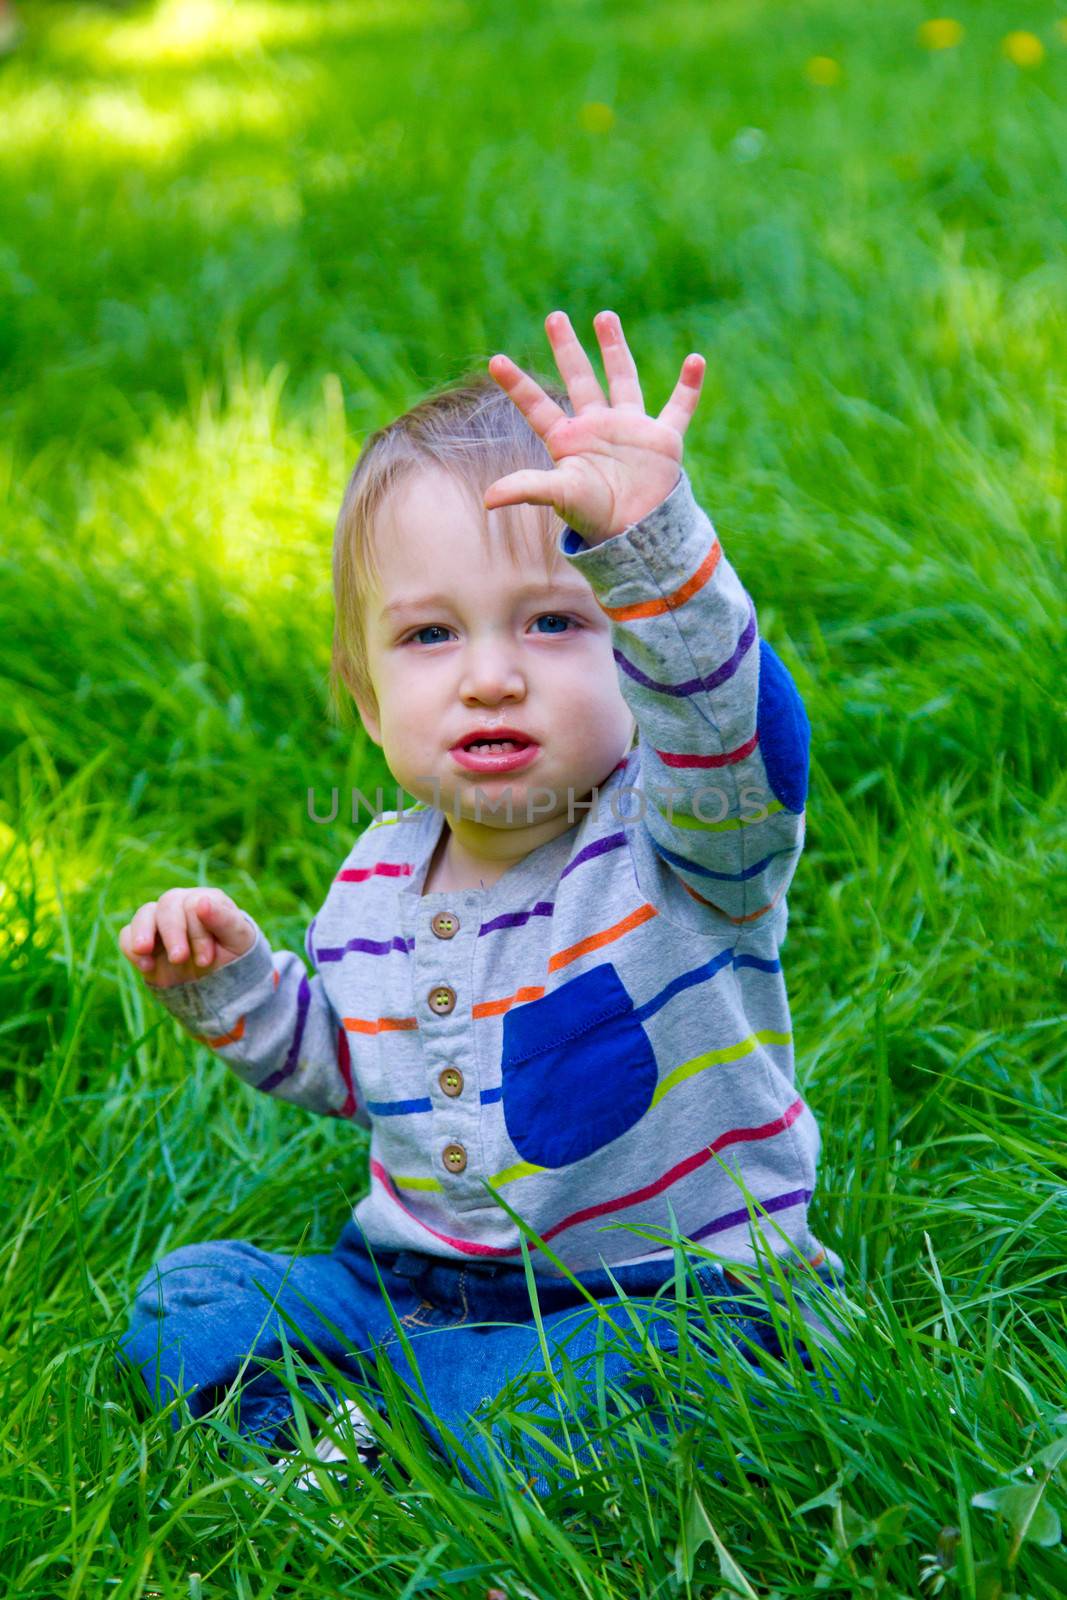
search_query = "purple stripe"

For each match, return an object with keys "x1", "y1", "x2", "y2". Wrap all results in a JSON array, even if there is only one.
[
  {"x1": 690, "y1": 1187, "x2": 811, "y2": 1242},
  {"x1": 560, "y1": 831, "x2": 628, "y2": 879},
  {"x1": 259, "y1": 974, "x2": 310, "y2": 1092},
  {"x1": 317, "y1": 935, "x2": 415, "y2": 962},
  {"x1": 613, "y1": 597, "x2": 756, "y2": 697},
  {"x1": 479, "y1": 900, "x2": 555, "y2": 936}
]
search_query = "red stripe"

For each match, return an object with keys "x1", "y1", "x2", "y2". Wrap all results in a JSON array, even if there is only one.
[
  {"x1": 654, "y1": 730, "x2": 758, "y2": 769},
  {"x1": 335, "y1": 862, "x2": 413, "y2": 883}
]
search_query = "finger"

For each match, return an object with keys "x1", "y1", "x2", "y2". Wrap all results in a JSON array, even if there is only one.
[
  {"x1": 156, "y1": 888, "x2": 193, "y2": 965},
  {"x1": 657, "y1": 353, "x2": 706, "y2": 437},
  {"x1": 543, "y1": 310, "x2": 608, "y2": 412},
  {"x1": 487, "y1": 353, "x2": 568, "y2": 442},
  {"x1": 196, "y1": 891, "x2": 254, "y2": 956},
  {"x1": 129, "y1": 901, "x2": 158, "y2": 956},
  {"x1": 119, "y1": 923, "x2": 156, "y2": 975},
  {"x1": 484, "y1": 468, "x2": 566, "y2": 512},
  {"x1": 184, "y1": 897, "x2": 216, "y2": 969},
  {"x1": 127, "y1": 908, "x2": 160, "y2": 966},
  {"x1": 592, "y1": 309, "x2": 644, "y2": 411}
]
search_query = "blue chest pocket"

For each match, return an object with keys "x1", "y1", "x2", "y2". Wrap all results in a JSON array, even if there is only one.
[{"x1": 501, "y1": 962, "x2": 658, "y2": 1169}]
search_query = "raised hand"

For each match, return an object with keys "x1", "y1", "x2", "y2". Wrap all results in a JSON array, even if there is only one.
[
  {"x1": 484, "y1": 309, "x2": 705, "y2": 543},
  {"x1": 119, "y1": 888, "x2": 256, "y2": 989}
]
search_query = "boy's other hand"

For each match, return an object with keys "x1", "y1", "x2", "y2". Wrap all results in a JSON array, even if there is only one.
[
  {"x1": 119, "y1": 888, "x2": 256, "y2": 989},
  {"x1": 484, "y1": 308, "x2": 705, "y2": 543}
]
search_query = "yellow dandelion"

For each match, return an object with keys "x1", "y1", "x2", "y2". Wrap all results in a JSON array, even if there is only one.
[
  {"x1": 579, "y1": 101, "x2": 615, "y2": 134},
  {"x1": 1002, "y1": 30, "x2": 1045, "y2": 66},
  {"x1": 805, "y1": 55, "x2": 841, "y2": 86},
  {"x1": 917, "y1": 19, "x2": 964, "y2": 50}
]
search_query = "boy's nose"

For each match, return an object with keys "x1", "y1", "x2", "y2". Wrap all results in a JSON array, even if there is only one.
[{"x1": 459, "y1": 644, "x2": 526, "y2": 706}]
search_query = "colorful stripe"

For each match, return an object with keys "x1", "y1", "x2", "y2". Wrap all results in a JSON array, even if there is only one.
[
  {"x1": 598, "y1": 535, "x2": 721, "y2": 622},
  {"x1": 681, "y1": 877, "x2": 787, "y2": 924},
  {"x1": 613, "y1": 596, "x2": 755, "y2": 697},
  {"x1": 370, "y1": 1098, "x2": 810, "y2": 1259},
  {"x1": 668, "y1": 799, "x2": 788, "y2": 834},
  {"x1": 318, "y1": 934, "x2": 415, "y2": 962},
  {"x1": 342, "y1": 1014, "x2": 419, "y2": 1035},
  {"x1": 335, "y1": 861, "x2": 414, "y2": 884},
  {"x1": 653, "y1": 731, "x2": 758, "y2": 769},
  {"x1": 652, "y1": 837, "x2": 798, "y2": 883},
  {"x1": 258, "y1": 975, "x2": 310, "y2": 1092}
]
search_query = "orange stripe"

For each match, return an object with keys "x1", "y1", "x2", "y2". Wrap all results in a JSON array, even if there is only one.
[
  {"x1": 199, "y1": 1016, "x2": 246, "y2": 1048},
  {"x1": 599, "y1": 536, "x2": 721, "y2": 622},
  {"x1": 474, "y1": 903, "x2": 659, "y2": 1016},
  {"x1": 473, "y1": 984, "x2": 546, "y2": 1019},
  {"x1": 343, "y1": 1015, "x2": 419, "y2": 1034},
  {"x1": 272, "y1": 968, "x2": 280, "y2": 990},
  {"x1": 809, "y1": 1249, "x2": 826, "y2": 1269},
  {"x1": 547, "y1": 902, "x2": 658, "y2": 971},
  {"x1": 681, "y1": 880, "x2": 784, "y2": 925}
]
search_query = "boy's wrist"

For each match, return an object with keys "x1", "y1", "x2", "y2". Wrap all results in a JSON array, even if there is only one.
[
  {"x1": 559, "y1": 467, "x2": 704, "y2": 594},
  {"x1": 147, "y1": 921, "x2": 272, "y2": 1027},
  {"x1": 563, "y1": 467, "x2": 684, "y2": 550}
]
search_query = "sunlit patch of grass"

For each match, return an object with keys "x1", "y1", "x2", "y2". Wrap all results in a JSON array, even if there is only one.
[
  {"x1": 46, "y1": 0, "x2": 470, "y2": 69},
  {"x1": 3, "y1": 76, "x2": 309, "y2": 169}
]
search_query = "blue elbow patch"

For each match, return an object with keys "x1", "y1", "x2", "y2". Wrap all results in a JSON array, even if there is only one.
[{"x1": 756, "y1": 640, "x2": 810, "y2": 814}]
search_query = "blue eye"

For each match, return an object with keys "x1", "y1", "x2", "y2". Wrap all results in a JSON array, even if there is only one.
[{"x1": 404, "y1": 616, "x2": 575, "y2": 645}]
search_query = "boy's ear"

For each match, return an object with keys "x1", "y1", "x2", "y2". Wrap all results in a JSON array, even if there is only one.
[{"x1": 355, "y1": 696, "x2": 383, "y2": 747}]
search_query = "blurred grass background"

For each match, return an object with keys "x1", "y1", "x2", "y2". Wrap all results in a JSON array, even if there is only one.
[{"x1": 0, "y1": 0, "x2": 1065, "y2": 1595}]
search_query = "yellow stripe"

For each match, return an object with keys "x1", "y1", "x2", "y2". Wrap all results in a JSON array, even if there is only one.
[
  {"x1": 385, "y1": 1028, "x2": 794, "y2": 1197},
  {"x1": 364, "y1": 802, "x2": 431, "y2": 833},
  {"x1": 670, "y1": 799, "x2": 786, "y2": 833},
  {"x1": 650, "y1": 1028, "x2": 792, "y2": 1108}
]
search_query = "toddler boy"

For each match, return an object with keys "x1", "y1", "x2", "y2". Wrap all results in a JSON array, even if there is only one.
[{"x1": 119, "y1": 310, "x2": 846, "y2": 1496}]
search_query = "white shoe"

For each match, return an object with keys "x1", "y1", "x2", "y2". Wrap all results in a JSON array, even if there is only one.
[{"x1": 252, "y1": 1396, "x2": 384, "y2": 1493}]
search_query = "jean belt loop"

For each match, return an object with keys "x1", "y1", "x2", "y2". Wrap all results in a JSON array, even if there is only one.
[{"x1": 391, "y1": 1251, "x2": 426, "y2": 1281}]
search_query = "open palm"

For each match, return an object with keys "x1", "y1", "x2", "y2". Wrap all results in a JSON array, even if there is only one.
[{"x1": 484, "y1": 309, "x2": 705, "y2": 542}]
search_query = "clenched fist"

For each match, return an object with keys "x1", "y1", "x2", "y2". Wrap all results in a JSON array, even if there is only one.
[{"x1": 118, "y1": 888, "x2": 256, "y2": 990}]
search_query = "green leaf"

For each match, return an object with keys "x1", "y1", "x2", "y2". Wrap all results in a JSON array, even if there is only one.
[
  {"x1": 675, "y1": 1488, "x2": 759, "y2": 1595},
  {"x1": 1031, "y1": 1436, "x2": 1067, "y2": 1473},
  {"x1": 971, "y1": 1484, "x2": 1062, "y2": 1547}
]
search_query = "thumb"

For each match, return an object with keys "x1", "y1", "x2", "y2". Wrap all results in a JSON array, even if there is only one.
[
  {"x1": 195, "y1": 893, "x2": 255, "y2": 956},
  {"x1": 484, "y1": 469, "x2": 562, "y2": 511}
]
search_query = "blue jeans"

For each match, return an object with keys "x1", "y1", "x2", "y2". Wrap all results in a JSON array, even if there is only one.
[{"x1": 120, "y1": 1216, "x2": 851, "y2": 1498}]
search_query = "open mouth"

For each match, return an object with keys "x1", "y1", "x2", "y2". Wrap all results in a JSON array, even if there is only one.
[
  {"x1": 460, "y1": 738, "x2": 529, "y2": 752},
  {"x1": 450, "y1": 735, "x2": 541, "y2": 773}
]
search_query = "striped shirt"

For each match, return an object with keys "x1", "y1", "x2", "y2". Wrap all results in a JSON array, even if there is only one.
[{"x1": 150, "y1": 467, "x2": 843, "y2": 1283}]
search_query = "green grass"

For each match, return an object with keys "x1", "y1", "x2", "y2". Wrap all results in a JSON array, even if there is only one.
[{"x1": 2, "y1": 0, "x2": 1066, "y2": 1593}]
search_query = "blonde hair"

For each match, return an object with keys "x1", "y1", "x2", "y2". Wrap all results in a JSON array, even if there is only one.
[{"x1": 330, "y1": 371, "x2": 575, "y2": 727}]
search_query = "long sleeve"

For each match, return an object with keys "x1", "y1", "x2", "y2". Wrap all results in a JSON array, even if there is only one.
[
  {"x1": 559, "y1": 467, "x2": 809, "y2": 928},
  {"x1": 146, "y1": 911, "x2": 371, "y2": 1127}
]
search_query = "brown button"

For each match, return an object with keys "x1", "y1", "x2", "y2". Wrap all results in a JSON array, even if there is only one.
[
  {"x1": 438, "y1": 1066, "x2": 464, "y2": 1098},
  {"x1": 431, "y1": 910, "x2": 460, "y2": 940},
  {"x1": 442, "y1": 1142, "x2": 467, "y2": 1174},
  {"x1": 428, "y1": 984, "x2": 456, "y2": 1016}
]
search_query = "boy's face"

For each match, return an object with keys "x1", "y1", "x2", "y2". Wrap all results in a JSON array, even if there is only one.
[{"x1": 355, "y1": 466, "x2": 636, "y2": 841}]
